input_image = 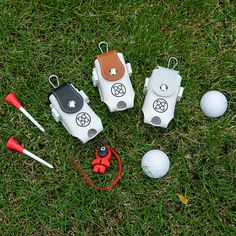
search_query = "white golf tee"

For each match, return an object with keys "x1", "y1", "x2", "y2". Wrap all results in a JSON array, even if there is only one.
[
  {"x1": 19, "y1": 107, "x2": 45, "y2": 132},
  {"x1": 23, "y1": 149, "x2": 54, "y2": 169}
]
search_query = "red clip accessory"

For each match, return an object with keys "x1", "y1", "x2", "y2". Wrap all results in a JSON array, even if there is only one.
[
  {"x1": 70, "y1": 146, "x2": 122, "y2": 191},
  {"x1": 91, "y1": 147, "x2": 112, "y2": 174}
]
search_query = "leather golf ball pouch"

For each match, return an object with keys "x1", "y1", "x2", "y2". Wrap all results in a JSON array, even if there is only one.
[
  {"x1": 48, "y1": 75, "x2": 103, "y2": 143},
  {"x1": 92, "y1": 42, "x2": 135, "y2": 112},
  {"x1": 142, "y1": 58, "x2": 184, "y2": 128}
]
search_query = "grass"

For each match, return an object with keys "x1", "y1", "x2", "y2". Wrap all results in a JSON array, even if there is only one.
[{"x1": 0, "y1": 0, "x2": 235, "y2": 235}]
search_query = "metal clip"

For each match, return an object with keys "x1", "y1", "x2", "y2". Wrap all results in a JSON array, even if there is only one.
[
  {"x1": 167, "y1": 57, "x2": 178, "y2": 70},
  {"x1": 98, "y1": 41, "x2": 109, "y2": 54},
  {"x1": 48, "y1": 75, "x2": 60, "y2": 88}
]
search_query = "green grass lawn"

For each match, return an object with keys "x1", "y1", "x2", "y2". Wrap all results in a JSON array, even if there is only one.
[{"x1": 0, "y1": 0, "x2": 235, "y2": 235}]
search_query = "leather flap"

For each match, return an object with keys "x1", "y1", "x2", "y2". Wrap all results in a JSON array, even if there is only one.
[
  {"x1": 151, "y1": 67, "x2": 179, "y2": 97},
  {"x1": 51, "y1": 83, "x2": 84, "y2": 114},
  {"x1": 96, "y1": 50, "x2": 125, "y2": 81}
]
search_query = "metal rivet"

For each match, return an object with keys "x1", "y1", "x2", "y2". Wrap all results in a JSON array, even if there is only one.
[
  {"x1": 160, "y1": 84, "x2": 168, "y2": 91},
  {"x1": 68, "y1": 100, "x2": 76, "y2": 108},
  {"x1": 109, "y1": 68, "x2": 117, "y2": 76}
]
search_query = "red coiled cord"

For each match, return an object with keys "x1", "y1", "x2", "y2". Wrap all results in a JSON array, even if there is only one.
[{"x1": 70, "y1": 147, "x2": 122, "y2": 191}]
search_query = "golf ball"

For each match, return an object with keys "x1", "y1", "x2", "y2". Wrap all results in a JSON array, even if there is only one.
[
  {"x1": 141, "y1": 150, "x2": 170, "y2": 179},
  {"x1": 200, "y1": 91, "x2": 228, "y2": 118}
]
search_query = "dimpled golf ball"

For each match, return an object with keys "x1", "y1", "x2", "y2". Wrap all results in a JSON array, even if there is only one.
[
  {"x1": 141, "y1": 150, "x2": 170, "y2": 179},
  {"x1": 200, "y1": 91, "x2": 228, "y2": 118}
]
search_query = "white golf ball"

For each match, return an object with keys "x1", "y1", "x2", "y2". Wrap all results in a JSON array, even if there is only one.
[
  {"x1": 200, "y1": 91, "x2": 228, "y2": 118},
  {"x1": 141, "y1": 150, "x2": 170, "y2": 179}
]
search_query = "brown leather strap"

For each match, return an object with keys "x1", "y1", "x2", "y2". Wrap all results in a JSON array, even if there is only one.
[{"x1": 96, "y1": 50, "x2": 125, "y2": 81}]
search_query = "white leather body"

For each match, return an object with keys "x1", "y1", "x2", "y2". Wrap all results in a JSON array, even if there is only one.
[
  {"x1": 49, "y1": 84, "x2": 103, "y2": 143},
  {"x1": 142, "y1": 66, "x2": 184, "y2": 128}
]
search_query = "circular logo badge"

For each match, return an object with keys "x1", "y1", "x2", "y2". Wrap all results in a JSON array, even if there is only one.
[
  {"x1": 153, "y1": 99, "x2": 168, "y2": 113},
  {"x1": 111, "y1": 83, "x2": 126, "y2": 97},
  {"x1": 76, "y1": 112, "x2": 91, "y2": 127}
]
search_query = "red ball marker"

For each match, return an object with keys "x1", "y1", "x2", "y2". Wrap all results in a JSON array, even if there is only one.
[
  {"x1": 6, "y1": 137, "x2": 53, "y2": 169},
  {"x1": 5, "y1": 92, "x2": 45, "y2": 132}
]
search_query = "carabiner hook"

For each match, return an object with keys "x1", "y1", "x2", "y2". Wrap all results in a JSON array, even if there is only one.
[
  {"x1": 48, "y1": 75, "x2": 60, "y2": 88},
  {"x1": 167, "y1": 57, "x2": 178, "y2": 70},
  {"x1": 98, "y1": 41, "x2": 109, "y2": 54}
]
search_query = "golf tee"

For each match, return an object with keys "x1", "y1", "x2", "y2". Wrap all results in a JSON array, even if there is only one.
[
  {"x1": 23, "y1": 149, "x2": 54, "y2": 169},
  {"x1": 6, "y1": 137, "x2": 54, "y2": 169},
  {"x1": 5, "y1": 92, "x2": 45, "y2": 132},
  {"x1": 19, "y1": 107, "x2": 45, "y2": 132}
]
